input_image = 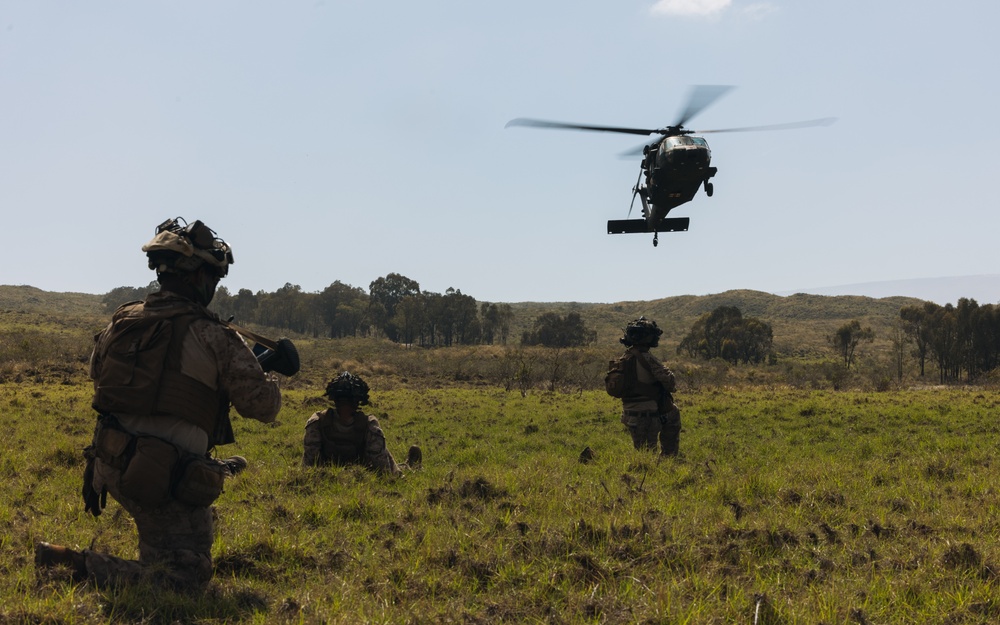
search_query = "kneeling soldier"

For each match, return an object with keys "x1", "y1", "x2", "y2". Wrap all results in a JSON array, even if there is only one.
[{"x1": 36, "y1": 217, "x2": 293, "y2": 592}]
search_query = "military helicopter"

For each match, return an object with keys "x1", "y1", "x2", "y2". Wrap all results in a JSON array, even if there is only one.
[{"x1": 506, "y1": 85, "x2": 835, "y2": 246}]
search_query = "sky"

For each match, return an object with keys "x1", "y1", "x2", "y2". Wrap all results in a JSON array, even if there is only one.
[{"x1": 2, "y1": 1, "x2": 998, "y2": 304}]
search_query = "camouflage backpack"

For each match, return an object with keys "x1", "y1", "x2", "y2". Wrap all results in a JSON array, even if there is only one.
[{"x1": 604, "y1": 353, "x2": 638, "y2": 398}]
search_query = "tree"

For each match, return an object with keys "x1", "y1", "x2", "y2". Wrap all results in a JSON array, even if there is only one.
[
  {"x1": 101, "y1": 281, "x2": 158, "y2": 312},
  {"x1": 829, "y1": 319, "x2": 874, "y2": 369},
  {"x1": 678, "y1": 306, "x2": 774, "y2": 365},
  {"x1": 481, "y1": 303, "x2": 514, "y2": 345},
  {"x1": 369, "y1": 273, "x2": 420, "y2": 341},
  {"x1": 900, "y1": 303, "x2": 933, "y2": 377},
  {"x1": 889, "y1": 318, "x2": 909, "y2": 382},
  {"x1": 393, "y1": 294, "x2": 425, "y2": 345},
  {"x1": 318, "y1": 281, "x2": 369, "y2": 338},
  {"x1": 231, "y1": 288, "x2": 259, "y2": 324},
  {"x1": 521, "y1": 312, "x2": 595, "y2": 348},
  {"x1": 257, "y1": 283, "x2": 317, "y2": 334},
  {"x1": 443, "y1": 288, "x2": 480, "y2": 346}
]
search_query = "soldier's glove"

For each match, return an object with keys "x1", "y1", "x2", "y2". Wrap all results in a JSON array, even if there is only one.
[
  {"x1": 255, "y1": 338, "x2": 300, "y2": 376},
  {"x1": 81, "y1": 450, "x2": 107, "y2": 517}
]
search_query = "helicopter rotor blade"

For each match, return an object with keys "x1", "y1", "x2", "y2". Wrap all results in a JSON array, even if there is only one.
[
  {"x1": 674, "y1": 85, "x2": 735, "y2": 128},
  {"x1": 619, "y1": 135, "x2": 667, "y2": 159},
  {"x1": 694, "y1": 117, "x2": 837, "y2": 134},
  {"x1": 505, "y1": 118, "x2": 659, "y2": 137}
]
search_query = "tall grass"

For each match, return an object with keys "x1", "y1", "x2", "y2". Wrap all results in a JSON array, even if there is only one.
[{"x1": 6, "y1": 381, "x2": 1000, "y2": 623}]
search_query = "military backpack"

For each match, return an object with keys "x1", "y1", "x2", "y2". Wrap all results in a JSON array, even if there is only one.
[{"x1": 604, "y1": 353, "x2": 638, "y2": 398}]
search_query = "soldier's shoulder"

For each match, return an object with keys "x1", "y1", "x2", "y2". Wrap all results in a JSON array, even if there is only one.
[{"x1": 363, "y1": 413, "x2": 386, "y2": 430}]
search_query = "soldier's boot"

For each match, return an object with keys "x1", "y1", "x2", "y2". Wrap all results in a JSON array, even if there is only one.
[
  {"x1": 222, "y1": 455, "x2": 248, "y2": 477},
  {"x1": 406, "y1": 445, "x2": 422, "y2": 469},
  {"x1": 35, "y1": 542, "x2": 87, "y2": 582},
  {"x1": 660, "y1": 425, "x2": 681, "y2": 457}
]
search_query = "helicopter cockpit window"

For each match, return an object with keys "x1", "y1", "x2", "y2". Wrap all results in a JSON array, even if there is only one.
[{"x1": 665, "y1": 136, "x2": 702, "y2": 148}]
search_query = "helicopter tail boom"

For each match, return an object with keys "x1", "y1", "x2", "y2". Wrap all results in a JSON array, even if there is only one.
[{"x1": 608, "y1": 218, "x2": 690, "y2": 235}]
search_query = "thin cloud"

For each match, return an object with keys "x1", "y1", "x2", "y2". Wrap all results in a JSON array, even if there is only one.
[{"x1": 650, "y1": 0, "x2": 732, "y2": 17}]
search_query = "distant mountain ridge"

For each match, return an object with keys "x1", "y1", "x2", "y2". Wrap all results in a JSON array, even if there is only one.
[{"x1": 777, "y1": 275, "x2": 1000, "y2": 306}]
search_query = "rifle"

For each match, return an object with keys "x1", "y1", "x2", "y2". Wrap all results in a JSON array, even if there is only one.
[{"x1": 224, "y1": 320, "x2": 300, "y2": 377}]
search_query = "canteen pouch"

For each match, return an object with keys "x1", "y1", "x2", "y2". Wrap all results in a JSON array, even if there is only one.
[
  {"x1": 173, "y1": 457, "x2": 226, "y2": 507},
  {"x1": 94, "y1": 424, "x2": 134, "y2": 471},
  {"x1": 119, "y1": 436, "x2": 178, "y2": 509}
]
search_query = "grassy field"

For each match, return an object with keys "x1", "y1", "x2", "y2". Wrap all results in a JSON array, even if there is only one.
[{"x1": 7, "y1": 380, "x2": 1000, "y2": 624}]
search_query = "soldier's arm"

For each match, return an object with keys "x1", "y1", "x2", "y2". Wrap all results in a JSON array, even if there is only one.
[
  {"x1": 364, "y1": 417, "x2": 402, "y2": 476},
  {"x1": 201, "y1": 322, "x2": 282, "y2": 424},
  {"x1": 302, "y1": 414, "x2": 323, "y2": 467},
  {"x1": 644, "y1": 353, "x2": 677, "y2": 393},
  {"x1": 88, "y1": 323, "x2": 112, "y2": 383}
]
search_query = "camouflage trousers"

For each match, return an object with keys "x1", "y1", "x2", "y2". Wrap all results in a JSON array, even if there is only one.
[
  {"x1": 621, "y1": 407, "x2": 681, "y2": 456},
  {"x1": 86, "y1": 458, "x2": 214, "y2": 593}
]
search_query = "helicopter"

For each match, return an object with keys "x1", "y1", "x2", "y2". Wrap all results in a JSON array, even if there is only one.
[{"x1": 506, "y1": 85, "x2": 835, "y2": 246}]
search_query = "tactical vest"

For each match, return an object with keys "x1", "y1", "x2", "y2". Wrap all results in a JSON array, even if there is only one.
[
  {"x1": 317, "y1": 409, "x2": 371, "y2": 465},
  {"x1": 92, "y1": 298, "x2": 230, "y2": 443}
]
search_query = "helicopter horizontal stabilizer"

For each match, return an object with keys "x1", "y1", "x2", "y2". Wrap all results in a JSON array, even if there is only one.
[{"x1": 607, "y1": 218, "x2": 690, "y2": 235}]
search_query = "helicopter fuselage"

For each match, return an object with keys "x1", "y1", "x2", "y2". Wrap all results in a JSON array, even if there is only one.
[
  {"x1": 643, "y1": 135, "x2": 716, "y2": 222},
  {"x1": 506, "y1": 84, "x2": 833, "y2": 247}
]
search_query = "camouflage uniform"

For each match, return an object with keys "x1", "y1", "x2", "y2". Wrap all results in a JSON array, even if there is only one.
[
  {"x1": 83, "y1": 290, "x2": 282, "y2": 591},
  {"x1": 302, "y1": 408, "x2": 402, "y2": 475},
  {"x1": 614, "y1": 316, "x2": 681, "y2": 456},
  {"x1": 620, "y1": 346, "x2": 679, "y2": 452}
]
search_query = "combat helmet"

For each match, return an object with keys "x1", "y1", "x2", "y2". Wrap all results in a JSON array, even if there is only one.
[
  {"x1": 325, "y1": 372, "x2": 370, "y2": 405},
  {"x1": 620, "y1": 316, "x2": 663, "y2": 348},
  {"x1": 142, "y1": 217, "x2": 234, "y2": 277}
]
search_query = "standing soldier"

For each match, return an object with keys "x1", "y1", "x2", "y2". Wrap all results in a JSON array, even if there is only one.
[
  {"x1": 35, "y1": 217, "x2": 296, "y2": 592},
  {"x1": 615, "y1": 317, "x2": 681, "y2": 456},
  {"x1": 303, "y1": 372, "x2": 420, "y2": 474}
]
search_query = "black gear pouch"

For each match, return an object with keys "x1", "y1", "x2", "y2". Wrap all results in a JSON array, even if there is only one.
[
  {"x1": 119, "y1": 436, "x2": 179, "y2": 510},
  {"x1": 173, "y1": 457, "x2": 226, "y2": 508}
]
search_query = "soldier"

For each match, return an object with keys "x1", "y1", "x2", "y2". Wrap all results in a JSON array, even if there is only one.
[
  {"x1": 302, "y1": 372, "x2": 420, "y2": 475},
  {"x1": 35, "y1": 217, "x2": 296, "y2": 592},
  {"x1": 617, "y1": 317, "x2": 681, "y2": 456}
]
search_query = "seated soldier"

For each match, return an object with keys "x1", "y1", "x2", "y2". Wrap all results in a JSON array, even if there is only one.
[{"x1": 302, "y1": 372, "x2": 420, "y2": 474}]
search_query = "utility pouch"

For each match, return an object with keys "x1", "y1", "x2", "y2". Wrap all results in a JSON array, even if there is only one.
[
  {"x1": 94, "y1": 425, "x2": 134, "y2": 471},
  {"x1": 119, "y1": 436, "x2": 178, "y2": 509},
  {"x1": 173, "y1": 457, "x2": 226, "y2": 508}
]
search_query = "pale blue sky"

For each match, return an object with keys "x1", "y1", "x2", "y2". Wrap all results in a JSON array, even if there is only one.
[{"x1": 2, "y1": 1, "x2": 997, "y2": 303}]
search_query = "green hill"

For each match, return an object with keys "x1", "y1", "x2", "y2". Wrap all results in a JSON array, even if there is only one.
[
  {"x1": 0, "y1": 285, "x2": 104, "y2": 316},
  {"x1": 0, "y1": 284, "x2": 922, "y2": 359},
  {"x1": 506, "y1": 289, "x2": 922, "y2": 357}
]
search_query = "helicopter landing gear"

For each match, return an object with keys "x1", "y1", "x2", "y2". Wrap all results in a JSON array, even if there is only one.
[
  {"x1": 653, "y1": 232, "x2": 658, "y2": 247},
  {"x1": 704, "y1": 181, "x2": 714, "y2": 197}
]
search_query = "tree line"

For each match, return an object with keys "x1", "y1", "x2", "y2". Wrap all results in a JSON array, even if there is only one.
[
  {"x1": 103, "y1": 277, "x2": 1000, "y2": 385},
  {"x1": 101, "y1": 273, "x2": 516, "y2": 347},
  {"x1": 899, "y1": 299, "x2": 1000, "y2": 383}
]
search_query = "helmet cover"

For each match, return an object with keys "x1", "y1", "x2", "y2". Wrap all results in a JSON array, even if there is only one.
[
  {"x1": 620, "y1": 316, "x2": 663, "y2": 347},
  {"x1": 325, "y1": 372, "x2": 370, "y2": 405},
  {"x1": 143, "y1": 217, "x2": 234, "y2": 277}
]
